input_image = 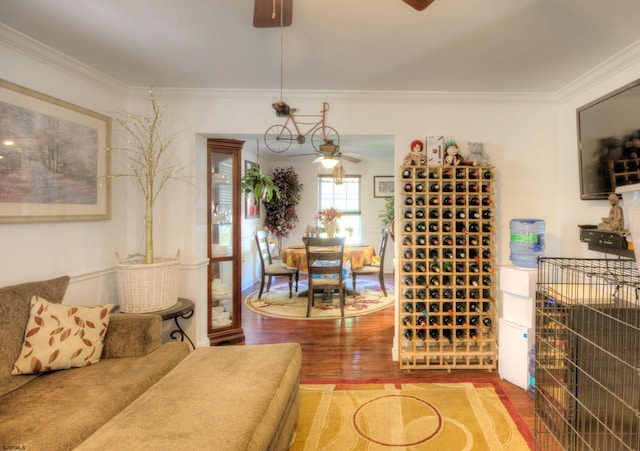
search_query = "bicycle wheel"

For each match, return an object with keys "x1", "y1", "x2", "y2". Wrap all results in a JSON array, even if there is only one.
[
  {"x1": 311, "y1": 126, "x2": 339, "y2": 151},
  {"x1": 264, "y1": 125, "x2": 293, "y2": 153}
]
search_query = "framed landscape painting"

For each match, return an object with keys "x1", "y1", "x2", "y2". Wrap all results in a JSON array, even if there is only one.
[{"x1": 0, "y1": 80, "x2": 111, "y2": 223}]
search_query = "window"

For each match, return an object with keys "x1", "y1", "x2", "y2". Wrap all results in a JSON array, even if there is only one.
[{"x1": 317, "y1": 175, "x2": 361, "y2": 242}]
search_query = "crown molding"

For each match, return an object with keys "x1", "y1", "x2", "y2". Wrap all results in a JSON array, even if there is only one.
[
  {"x1": 0, "y1": 23, "x2": 128, "y2": 96},
  {"x1": 555, "y1": 38, "x2": 640, "y2": 103},
  {"x1": 127, "y1": 85, "x2": 556, "y2": 106}
]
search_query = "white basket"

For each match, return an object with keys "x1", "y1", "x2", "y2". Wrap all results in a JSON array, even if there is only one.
[{"x1": 115, "y1": 250, "x2": 181, "y2": 313}]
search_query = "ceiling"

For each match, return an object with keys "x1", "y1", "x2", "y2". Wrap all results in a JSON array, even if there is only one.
[{"x1": 2, "y1": 0, "x2": 640, "y2": 94}]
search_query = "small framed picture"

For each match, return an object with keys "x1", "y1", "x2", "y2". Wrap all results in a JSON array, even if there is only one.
[{"x1": 373, "y1": 176, "x2": 394, "y2": 198}]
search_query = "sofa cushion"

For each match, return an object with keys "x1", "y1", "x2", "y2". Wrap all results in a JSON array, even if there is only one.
[
  {"x1": 76, "y1": 343, "x2": 302, "y2": 451},
  {"x1": 0, "y1": 341, "x2": 190, "y2": 451},
  {"x1": 12, "y1": 296, "x2": 113, "y2": 375},
  {"x1": 0, "y1": 276, "x2": 70, "y2": 397}
]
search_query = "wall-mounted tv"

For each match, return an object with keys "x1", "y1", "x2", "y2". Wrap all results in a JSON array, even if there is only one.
[{"x1": 577, "y1": 78, "x2": 640, "y2": 200}]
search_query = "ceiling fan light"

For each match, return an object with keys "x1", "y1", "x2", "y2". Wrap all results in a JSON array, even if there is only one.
[{"x1": 320, "y1": 158, "x2": 339, "y2": 168}]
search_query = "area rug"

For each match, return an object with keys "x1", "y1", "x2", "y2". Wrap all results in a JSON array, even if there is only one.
[
  {"x1": 244, "y1": 279, "x2": 394, "y2": 319},
  {"x1": 290, "y1": 380, "x2": 533, "y2": 450}
]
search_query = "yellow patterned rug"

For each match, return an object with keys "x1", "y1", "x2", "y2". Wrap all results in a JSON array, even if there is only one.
[
  {"x1": 290, "y1": 381, "x2": 533, "y2": 450},
  {"x1": 244, "y1": 280, "x2": 394, "y2": 319}
]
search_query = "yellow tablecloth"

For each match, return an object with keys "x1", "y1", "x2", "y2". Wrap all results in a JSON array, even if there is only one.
[{"x1": 281, "y1": 244, "x2": 376, "y2": 272}]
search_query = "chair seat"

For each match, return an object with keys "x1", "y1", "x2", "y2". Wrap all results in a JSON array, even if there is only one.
[
  {"x1": 265, "y1": 263, "x2": 297, "y2": 275},
  {"x1": 311, "y1": 278, "x2": 345, "y2": 288},
  {"x1": 352, "y1": 265, "x2": 380, "y2": 275}
]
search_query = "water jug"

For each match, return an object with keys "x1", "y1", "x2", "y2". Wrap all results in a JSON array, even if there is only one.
[{"x1": 509, "y1": 219, "x2": 545, "y2": 268}]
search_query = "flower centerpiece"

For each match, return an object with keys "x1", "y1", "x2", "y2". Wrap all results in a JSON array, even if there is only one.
[{"x1": 316, "y1": 207, "x2": 343, "y2": 238}]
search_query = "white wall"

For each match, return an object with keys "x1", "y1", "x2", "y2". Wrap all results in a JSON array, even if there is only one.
[
  {"x1": 557, "y1": 44, "x2": 640, "y2": 257},
  {"x1": 3, "y1": 24, "x2": 640, "y2": 350},
  {"x1": 0, "y1": 27, "x2": 129, "y2": 304}
]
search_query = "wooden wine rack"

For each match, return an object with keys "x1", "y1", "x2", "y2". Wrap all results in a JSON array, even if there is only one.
[{"x1": 398, "y1": 164, "x2": 498, "y2": 371}]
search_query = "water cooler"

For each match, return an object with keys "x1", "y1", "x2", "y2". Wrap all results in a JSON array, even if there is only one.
[{"x1": 498, "y1": 265, "x2": 536, "y2": 390}]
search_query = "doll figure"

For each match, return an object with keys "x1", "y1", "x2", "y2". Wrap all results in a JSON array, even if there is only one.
[{"x1": 403, "y1": 139, "x2": 426, "y2": 165}]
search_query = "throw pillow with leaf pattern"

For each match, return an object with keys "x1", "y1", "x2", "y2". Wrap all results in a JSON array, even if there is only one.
[{"x1": 12, "y1": 296, "x2": 113, "y2": 375}]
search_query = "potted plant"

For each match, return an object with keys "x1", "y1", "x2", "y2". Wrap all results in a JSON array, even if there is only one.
[
  {"x1": 241, "y1": 164, "x2": 277, "y2": 204},
  {"x1": 109, "y1": 86, "x2": 193, "y2": 313},
  {"x1": 379, "y1": 196, "x2": 395, "y2": 239},
  {"x1": 263, "y1": 167, "x2": 303, "y2": 255}
]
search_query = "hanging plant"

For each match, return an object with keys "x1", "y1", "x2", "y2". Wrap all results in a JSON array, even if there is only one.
[
  {"x1": 241, "y1": 164, "x2": 278, "y2": 203},
  {"x1": 263, "y1": 166, "x2": 303, "y2": 247}
]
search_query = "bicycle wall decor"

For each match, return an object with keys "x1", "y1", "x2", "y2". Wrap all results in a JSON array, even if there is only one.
[{"x1": 264, "y1": 102, "x2": 339, "y2": 153}]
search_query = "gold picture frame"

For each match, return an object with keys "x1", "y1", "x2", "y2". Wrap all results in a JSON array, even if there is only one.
[{"x1": 0, "y1": 80, "x2": 111, "y2": 222}]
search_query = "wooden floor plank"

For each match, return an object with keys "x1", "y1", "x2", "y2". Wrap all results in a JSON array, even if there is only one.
[{"x1": 241, "y1": 275, "x2": 535, "y2": 436}]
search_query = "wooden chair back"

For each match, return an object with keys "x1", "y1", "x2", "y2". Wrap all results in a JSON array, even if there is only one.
[{"x1": 255, "y1": 230, "x2": 272, "y2": 271}]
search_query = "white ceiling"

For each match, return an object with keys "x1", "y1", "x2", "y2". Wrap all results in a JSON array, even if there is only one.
[{"x1": 2, "y1": 0, "x2": 640, "y2": 94}]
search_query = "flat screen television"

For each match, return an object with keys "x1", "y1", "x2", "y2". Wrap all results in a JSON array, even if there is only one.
[{"x1": 577, "y1": 77, "x2": 640, "y2": 200}]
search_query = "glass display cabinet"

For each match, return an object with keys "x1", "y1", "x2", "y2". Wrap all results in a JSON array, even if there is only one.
[{"x1": 207, "y1": 138, "x2": 244, "y2": 345}]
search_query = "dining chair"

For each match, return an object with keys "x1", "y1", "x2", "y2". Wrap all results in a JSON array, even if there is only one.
[
  {"x1": 302, "y1": 237, "x2": 346, "y2": 317},
  {"x1": 255, "y1": 230, "x2": 299, "y2": 299},
  {"x1": 351, "y1": 229, "x2": 389, "y2": 297}
]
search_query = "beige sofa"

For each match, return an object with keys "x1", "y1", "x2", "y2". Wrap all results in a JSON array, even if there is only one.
[{"x1": 0, "y1": 276, "x2": 301, "y2": 450}]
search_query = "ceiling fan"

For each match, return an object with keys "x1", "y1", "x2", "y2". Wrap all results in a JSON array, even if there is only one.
[
  {"x1": 312, "y1": 140, "x2": 362, "y2": 168},
  {"x1": 253, "y1": 0, "x2": 434, "y2": 28}
]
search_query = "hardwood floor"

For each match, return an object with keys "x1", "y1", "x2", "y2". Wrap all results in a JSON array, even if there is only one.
[{"x1": 240, "y1": 275, "x2": 535, "y2": 439}]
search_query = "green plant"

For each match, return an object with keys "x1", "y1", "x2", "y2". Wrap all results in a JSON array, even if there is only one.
[
  {"x1": 263, "y1": 167, "x2": 303, "y2": 252},
  {"x1": 379, "y1": 196, "x2": 394, "y2": 228},
  {"x1": 241, "y1": 164, "x2": 278, "y2": 203},
  {"x1": 109, "y1": 86, "x2": 192, "y2": 264}
]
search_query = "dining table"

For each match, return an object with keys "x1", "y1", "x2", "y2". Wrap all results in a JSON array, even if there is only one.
[
  {"x1": 280, "y1": 243, "x2": 377, "y2": 272},
  {"x1": 280, "y1": 243, "x2": 377, "y2": 297}
]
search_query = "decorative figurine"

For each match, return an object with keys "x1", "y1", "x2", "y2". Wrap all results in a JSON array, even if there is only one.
[
  {"x1": 403, "y1": 139, "x2": 427, "y2": 166},
  {"x1": 597, "y1": 193, "x2": 624, "y2": 232},
  {"x1": 464, "y1": 142, "x2": 491, "y2": 166},
  {"x1": 444, "y1": 140, "x2": 464, "y2": 166}
]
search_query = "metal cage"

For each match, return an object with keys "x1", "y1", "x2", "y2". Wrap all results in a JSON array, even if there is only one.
[{"x1": 534, "y1": 257, "x2": 640, "y2": 450}]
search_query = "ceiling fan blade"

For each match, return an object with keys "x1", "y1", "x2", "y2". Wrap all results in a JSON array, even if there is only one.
[
  {"x1": 341, "y1": 155, "x2": 361, "y2": 164},
  {"x1": 401, "y1": 0, "x2": 435, "y2": 11},
  {"x1": 253, "y1": 0, "x2": 293, "y2": 28}
]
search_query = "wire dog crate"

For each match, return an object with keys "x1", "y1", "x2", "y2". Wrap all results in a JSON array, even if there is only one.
[{"x1": 534, "y1": 258, "x2": 640, "y2": 451}]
